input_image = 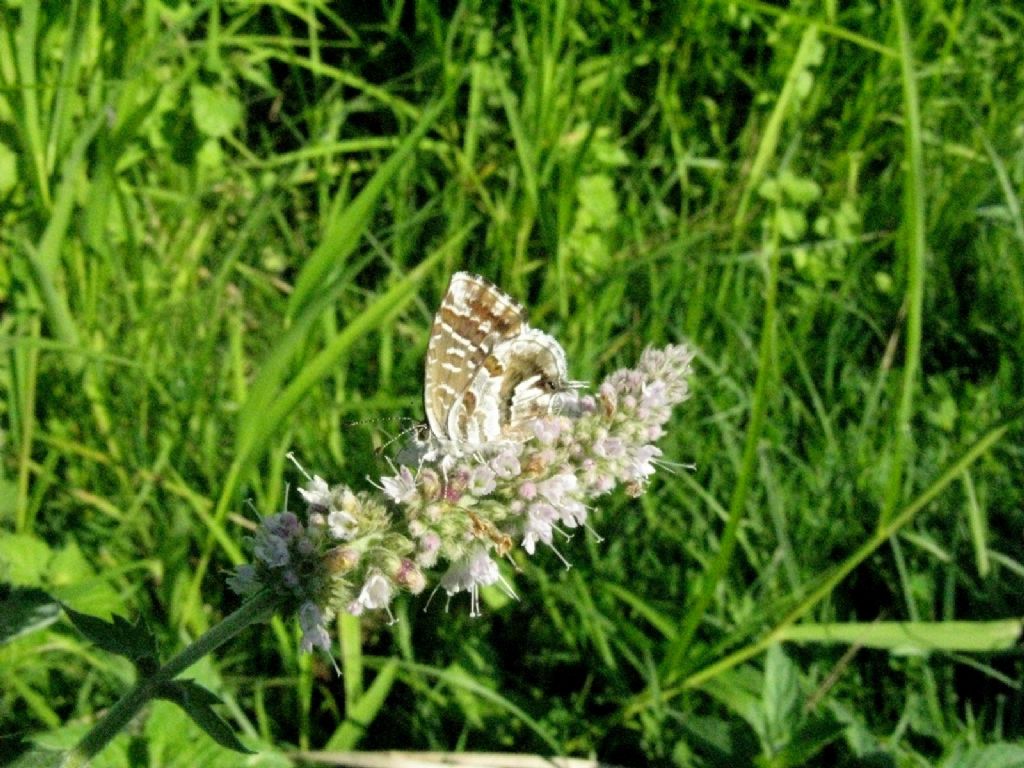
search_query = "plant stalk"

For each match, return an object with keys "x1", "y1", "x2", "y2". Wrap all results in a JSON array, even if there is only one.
[{"x1": 61, "y1": 590, "x2": 281, "y2": 768}]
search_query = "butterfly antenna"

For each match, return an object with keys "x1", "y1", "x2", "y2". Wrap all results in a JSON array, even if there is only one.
[{"x1": 376, "y1": 417, "x2": 425, "y2": 455}]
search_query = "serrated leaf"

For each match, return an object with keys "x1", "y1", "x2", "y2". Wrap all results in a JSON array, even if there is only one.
[
  {"x1": 63, "y1": 606, "x2": 159, "y2": 665},
  {"x1": 155, "y1": 680, "x2": 253, "y2": 754},
  {"x1": 702, "y1": 666, "x2": 765, "y2": 728},
  {"x1": 0, "y1": 584, "x2": 62, "y2": 644}
]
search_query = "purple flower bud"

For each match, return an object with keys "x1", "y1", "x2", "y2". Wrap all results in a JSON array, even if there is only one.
[
  {"x1": 298, "y1": 602, "x2": 331, "y2": 652},
  {"x1": 227, "y1": 564, "x2": 260, "y2": 595},
  {"x1": 254, "y1": 533, "x2": 289, "y2": 567}
]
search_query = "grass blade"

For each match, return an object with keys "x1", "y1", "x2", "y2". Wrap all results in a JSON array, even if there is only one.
[
  {"x1": 878, "y1": 0, "x2": 926, "y2": 529},
  {"x1": 663, "y1": 216, "x2": 783, "y2": 679},
  {"x1": 775, "y1": 619, "x2": 1022, "y2": 653},
  {"x1": 288, "y1": 95, "x2": 450, "y2": 318},
  {"x1": 324, "y1": 659, "x2": 398, "y2": 750},
  {"x1": 961, "y1": 470, "x2": 990, "y2": 578}
]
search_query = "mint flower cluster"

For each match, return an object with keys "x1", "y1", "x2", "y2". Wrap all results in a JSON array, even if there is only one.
[{"x1": 228, "y1": 344, "x2": 695, "y2": 653}]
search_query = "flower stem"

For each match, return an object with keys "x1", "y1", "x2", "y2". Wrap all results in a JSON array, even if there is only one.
[{"x1": 62, "y1": 590, "x2": 282, "y2": 768}]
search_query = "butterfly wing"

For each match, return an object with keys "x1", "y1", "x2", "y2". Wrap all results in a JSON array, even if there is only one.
[
  {"x1": 424, "y1": 272, "x2": 526, "y2": 446},
  {"x1": 492, "y1": 327, "x2": 570, "y2": 438}
]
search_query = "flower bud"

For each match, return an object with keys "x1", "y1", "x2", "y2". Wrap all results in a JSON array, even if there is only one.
[
  {"x1": 625, "y1": 480, "x2": 645, "y2": 498},
  {"x1": 443, "y1": 471, "x2": 468, "y2": 503},
  {"x1": 377, "y1": 551, "x2": 403, "y2": 579},
  {"x1": 395, "y1": 558, "x2": 426, "y2": 594},
  {"x1": 418, "y1": 468, "x2": 442, "y2": 500},
  {"x1": 324, "y1": 546, "x2": 360, "y2": 574}
]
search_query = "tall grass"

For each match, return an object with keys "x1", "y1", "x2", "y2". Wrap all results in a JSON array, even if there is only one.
[{"x1": 2, "y1": 2, "x2": 1023, "y2": 766}]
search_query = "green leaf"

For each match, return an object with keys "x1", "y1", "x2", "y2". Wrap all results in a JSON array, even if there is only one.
[
  {"x1": 679, "y1": 713, "x2": 760, "y2": 766},
  {"x1": 776, "y1": 619, "x2": 1023, "y2": 654},
  {"x1": 776, "y1": 207, "x2": 807, "y2": 241},
  {"x1": 63, "y1": 606, "x2": 159, "y2": 668},
  {"x1": 701, "y1": 667, "x2": 766, "y2": 737},
  {"x1": 759, "y1": 714, "x2": 845, "y2": 768},
  {"x1": 155, "y1": 679, "x2": 253, "y2": 754},
  {"x1": 577, "y1": 173, "x2": 619, "y2": 230},
  {"x1": 0, "y1": 533, "x2": 53, "y2": 585},
  {"x1": 758, "y1": 177, "x2": 781, "y2": 203},
  {"x1": 47, "y1": 540, "x2": 122, "y2": 616},
  {"x1": 0, "y1": 585, "x2": 61, "y2": 644},
  {"x1": 47, "y1": 540, "x2": 94, "y2": 585},
  {"x1": 191, "y1": 84, "x2": 243, "y2": 138},
  {"x1": 762, "y1": 644, "x2": 799, "y2": 747},
  {"x1": 941, "y1": 743, "x2": 1024, "y2": 768},
  {"x1": 778, "y1": 171, "x2": 821, "y2": 204},
  {"x1": 339, "y1": 611, "x2": 364, "y2": 709},
  {"x1": 442, "y1": 663, "x2": 486, "y2": 730}
]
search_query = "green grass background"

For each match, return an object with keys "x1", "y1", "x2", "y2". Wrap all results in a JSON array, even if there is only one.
[{"x1": 2, "y1": 1, "x2": 1024, "y2": 766}]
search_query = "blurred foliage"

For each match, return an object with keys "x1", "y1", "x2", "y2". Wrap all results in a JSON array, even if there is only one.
[{"x1": 2, "y1": 0, "x2": 1024, "y2": 766}]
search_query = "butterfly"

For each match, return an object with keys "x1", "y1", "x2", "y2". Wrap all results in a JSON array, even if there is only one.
[{"x1": 422, "y1": 272, "x2": 577, "y2": 457}]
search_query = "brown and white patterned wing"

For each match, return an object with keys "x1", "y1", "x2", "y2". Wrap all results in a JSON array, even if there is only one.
[{"x1": 424, "y1": 272, "x2": 526, "y2": 445}]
